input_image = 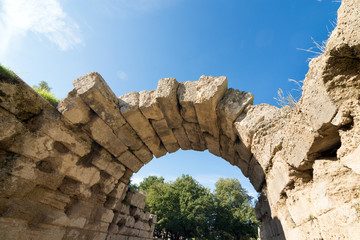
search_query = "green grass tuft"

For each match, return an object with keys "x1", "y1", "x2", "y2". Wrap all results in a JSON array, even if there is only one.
[
  {"x1": 33, "y1": 87, "x2": 59, "y2": 107},
  {"x1": 0, "y1": 63, "x2": 18, "y2": 79}
]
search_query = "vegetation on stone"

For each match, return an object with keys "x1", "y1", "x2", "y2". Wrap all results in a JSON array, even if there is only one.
[
  {"x1": 134, "y1": 175, "x2": 259, "y2": 239},
  {"x1": 32, "y1": 81, "x2": 59, "y2": 107}
]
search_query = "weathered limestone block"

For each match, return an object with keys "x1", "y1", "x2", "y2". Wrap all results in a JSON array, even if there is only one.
[
  {"x1": 285, "y1": 220, "x2": 323, "y2": 240},
  {"x1": 234, "y1": 104, "x2": 281, "y2": 150},
  {"x1": 25, "y1": 186, "x2": 70, "y2": 210},
  {"x1": 311, "y1": 159, "x2": 360, "y2": 217},
  {"x1": 340, "y1": 145, "x2": 360, "y2": 174},
  {"x1": 117, "y1": 151, "x2": 143, "y2": 173},
  {"x1": 139, "y1": 90, "x2": 164, "y2": 120},
  {"x1": 92, "y1": 149, "x2": 126, "y2": 179},
  {"x1": 133, "y1": 145, "x2": 153, "y2": 164},
  {"x1": 85, "y1": 116, "x2": 127, "y2": 157},
  {"x1": 0, "y1": 152, "x2": 64, "y2": 190},
  {"x1": 234, "y1": 139, "x2": 252, "y2": 163},
  {"x1": 125, "y1": 189, "x2": 146, "y2": 209},
  {"x1": 326, "y1": 0, "x2": 360, "y2": 58},
  {"x1": 317, "y1": 202, "x2": 360, "y2": 240},
  {"x1": 251, "y1": 117, "x2": 286, "y2": 172},
  {"x1": 286, "y1": 184, "x2": 314, "y2": 226},
  {"x1": 58, "y1": 177, "x2": 92, "y2": 199},
  {"x1": 57, "y1": 89, "x2": 92, "y2": 125},
  {"x1": 0, "y1": 218, "x2": 66, "y2": 240},
  {"x1": 0, "y1": 75, "x2": 49, "y2": 120},
  {"x1": 203, "y1": 133, "x2": 220, "y2": 156},
  {"x1": 151, "y1": 119, "x2": 180, "y2": 153},
  {"x1": 177, "y1": 81, "x2": 199, "y2": 123},
  {"x1": 97, "y1": 172, "x2": 118, "y2": 195},
  {"x1": 6, "y1": 132, "x2": 55, "y2": 160},
  {"x1": 248, "y1": 156, "x2": 265, "y2": 192},
  {"x1": 119, "y1": 92, "x2": 166, "y2": 158},
  {"x1": 299, "y1": 56, "x2": 338, "y2": 130},
  {"x1": 119, "y1": 168, "x2": 133, "y2": 184},
  {"x1": 156, "y1": 78, "x2": 183, "y2": 128},
  {"x1": 139, "y1": 90, "x2": 180, "y2": 152},
  {"x1": 0, "y1": 107, "x2": 25, "y2": 142},
  {"x1": 58, "y1": 152, "x2": 100, "y2": 186},
  {"x1": 0, "y1": 174, "x2": 36, "y2": 199},
  {"x1": 173, "y1": 126, "x2": 192, "y2": 150},
  {"x1": 73, "y1": 72, "x2": 126, "y2": 130},
  {"x1": 219, "y1": 134, "x2": 236, "y2": 165},
  {"x1": 234, "y1": 153, "x2": 249, "y2": 178},
  {"x1": 182, "y1": 122, "x2": 206, "y2": 151},
  {"x1": 266, "y1": 154, "x2": 292, "y2": 207},
  {"x1": 33, "y1": 106, "x2": 92, "y2": 157},
  {"x1": 217, "y1": 88, "x2": 254, "y2": 141},
  {"x1": 116, "y1": 123, "x2": 144, "y2": 151},
  {"x1": 193, "y1": 76, "x2": 228, "y2": 138}
]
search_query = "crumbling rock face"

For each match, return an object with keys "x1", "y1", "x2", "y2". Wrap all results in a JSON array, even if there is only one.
[{"x1": 0, "y1": 0, "x2": 360, "y2": 239}]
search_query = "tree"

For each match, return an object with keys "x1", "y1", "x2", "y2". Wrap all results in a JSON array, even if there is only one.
[
  {"x1": 214, "y1": 178, "x2": 259, "y2": 240},
  {"x1": 145, "y1": 175, "x2": 216, "y2": 239},
  {"x1": 138, "y1": 175, "x2": 164, "y2": 194}
]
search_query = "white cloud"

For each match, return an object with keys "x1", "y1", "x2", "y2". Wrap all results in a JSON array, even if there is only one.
[
  {"x1": 0, "y1": 0, "x2": 82, "y2": 55},
  {"x1": 117, "y1": 70, "x2": 128, "y2": 81}
]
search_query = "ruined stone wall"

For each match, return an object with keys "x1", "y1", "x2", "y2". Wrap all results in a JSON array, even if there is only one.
[{"x1": 1, "y1": 0, "x2": 360, "y2": 239}]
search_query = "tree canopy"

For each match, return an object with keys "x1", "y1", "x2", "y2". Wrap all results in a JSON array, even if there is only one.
[{"x1": 135, "y1": 175, "x2": 259, "y2": 240}]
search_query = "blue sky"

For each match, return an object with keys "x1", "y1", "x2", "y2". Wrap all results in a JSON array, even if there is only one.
[{"x1": 0, "y1": 0, "x2": 340, "y2": 198}]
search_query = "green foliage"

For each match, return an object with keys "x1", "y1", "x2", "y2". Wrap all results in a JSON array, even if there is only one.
[
  {"x1": 33, "y1": 81, "x2": 59, "y2": 107},
  {"x1": 214, "y1": 178, "x2": 259, "y2": 240},
  {"x1": 138, "y1": 176, "x2": 164, "y2": 194},
  {"x1": 0, "y1": 63, "x2": 18, "y2": 79},
  {"x1": 141, "y1": 175, "x2": 258, "y2": 240}
]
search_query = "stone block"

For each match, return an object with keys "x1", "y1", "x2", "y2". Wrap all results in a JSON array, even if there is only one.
[
  {"x1": 109, "y1": 182, "x2": 128, "y2": 200},
  {"x1": 73, "y1": 72, "x2": 126, "y2": 131},
  {"x1": 193, "y1": 75, "x2": 228, "y2": 138},
  {"x1": 125, "y1": 189, "x2": 146, "y2": 209},
  {"x1": 217, "y1": 88, "x2": 254, "y2": 141},
  {"x1": 92, "y1": 149, "x2": 126, "y2": 179},
  {"x1": 219, "y1": 134, "x2": 236, "y2": 165},
  {"x1": 203, "y1": 133, "x2": 220, "y2": 157},
  {"x1": 117, "y1": 151, "x2": 143, "y2": 173},
  {"x1": 6, "y1": 132, "x2": 55, "y2": 161},
  {"x1": 86, "y1": 116, "x2": 127, "y2": 157},
  {"x1": 286, "y1": 185, "x2": 314, "y2": 225},
  {"x1": 57, "y1": 89, "x2": 92, "y2": 125},
  {"x1": 234, "y1": 139, "x2": 252, "y2": 163},
  {"x1": 139, "y1": 90, "x2": 164, "y2": 120},
  {"x1": 173, "y1": 126, "x2": 192, "y2": 150},
  {"x1": 266, "y1": 154, "x2": 292, "y2": 207},
  {"x1": 156, "y1": 78, "x2": 183, "y2": 128},
  {"x1": 25, "y1": 186, "x2": 70, "y2": 210},
  {"x1": 248, "y1": 156, "x2": 265, "y2": 192},
  {"x1": 0, "y1": 107, "x2": 25, "y2": 142},
  {"x1": 234, "y1": 104, "x2": 281, "y2": 150},
  {"x1": 35, "y1": 107, "x2": 92, "y2": 157},
  {"x1": 133, "y1": 145, "x2": 153, "y2": 164},
  {"x1": 59, "y1": 153, "x2": 100, "y2": 186},
  {"x1": 177, "y1": 81, "x2": 199, "y2": 123},
  {"x1": 0, "y1": 76, "x2": 48, "y2": 120},
  {"x1": 116, "y1": 123, "x2": 144, "y2": 151},
  {"x1": 183, "y1": 122, "x2": 206, "y2": 151},
  {"x1": 119, "y1": 92, "x2": 166, "y2": 158},
  {"x1": 151, "y1": 119, "x2": 180, "y2": 153}
]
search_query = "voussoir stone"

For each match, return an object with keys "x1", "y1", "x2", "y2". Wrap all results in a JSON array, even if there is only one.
[
  {"x1": 117, "y1": 151, "x2": 144, "y2": 173},
  {"x1": 73, "y1": 72, "x2": 127, "y2": 134},
  {"x1": 217, "y1": 88, "x2": 254, "y2": 141},
  {"x1": 57, "y1": 89, "x2": 92, "y2": 125},
  {"x1": 177, "y1": 81, "x2": 199, "y2": 123},
  {"x1": 182, "y1": 122, "x2": 206, "y2": 151},
  {"x1": 119, "y1": 91, "x2": 166, "y2": 158},
  {"x1": 139, "y1": 90, "x2": 180, "y2": 153},
  {"x1": 156, "y1": 78, "x2": 183, "y2": 128},
  {"x1": 193, "y1": 75, "x2": 228, "y2": 138}
]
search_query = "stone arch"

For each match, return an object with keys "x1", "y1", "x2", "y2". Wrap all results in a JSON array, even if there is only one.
[{"x1": 1, "y1": 1, "x2": 360, "y2": 239}]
